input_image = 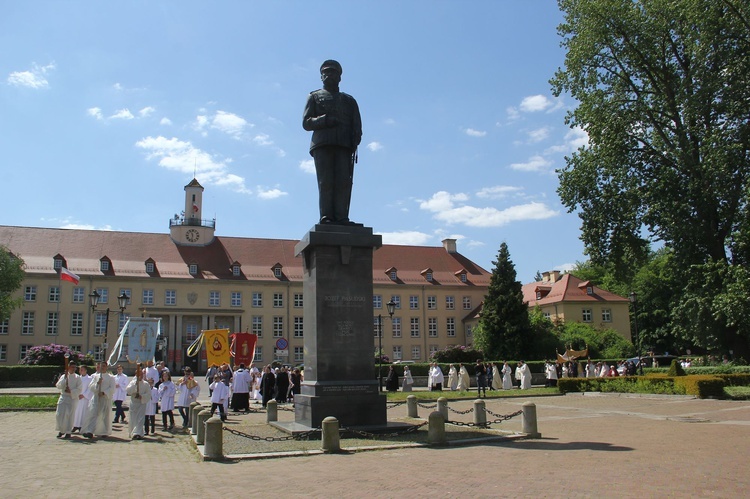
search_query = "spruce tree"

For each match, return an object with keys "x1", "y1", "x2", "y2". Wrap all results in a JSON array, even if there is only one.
[{"x1": 475, "y1": 242, "x2": 531, "y2": 360}]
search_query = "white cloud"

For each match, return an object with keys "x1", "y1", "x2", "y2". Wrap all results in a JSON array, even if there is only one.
[
  {"x1": 299, "y1": 159, "x2": 315, "y2": 174},
  {"x1": 367, "y1": 141, "x2": 383, "y2": 152},
  {"x1": 527, "y1": 127, "x2": 550, "y2": 143},
  {"x1": 476, "y1": 186, "x2": 523, "y2": 199},
  {"x1": 384, "y1": 118, "x2": 396, "y2": 125},
  {"x1": 252, "y1": 133, "x2": 273, "y2": 146},
  {"x1": 212, "y1": 110, "x2": 249, "y2": 137},
  {"x1": 135, "y1": 135, "x2": 251, "y2": 194},
  {"x1": 113, "y1": 83, "x2": 123, "y2": 91},
  {"x1": 110, "y1": 108, "x2": 134, "y2": 120},
  {"x1": 87, "y1": 107, "x2": 104, "y2": 120},
  {"x1": 256, "y1": 187, "x2": 288, "y2": 199},
  {"x1": 519, "y1": 94, "x2": 553, "y2": 112},
  {"x1": 193, "y1": 115, "x2": 209, "y2": 135},
  {"x1": 60, "y1": 223, "x2": 114, "y2": 231},
  {"x1": 378, "y1": 231, "x2": 432, "y2": 246},
  {"x1": 419, "y1": 191, "x2": 469, "y2": 212},
  {"x1": 506, "y1": 106, "x2": 520, "y2": 121},
  {"x1": 160, "y1": 117, "x2": 172, "y2": 126},
  {"x1": 555, "y1": 262, "x2": 576, "y2": 272},
  {"x1": 509, "y1": 155, "x2": 553, "y2": 172},
  {"x1": 545, "y1": 126, "x2": 590, "y2": 154},
  {"x1": 7, "y1": 62, "x2": 55, "y2": 89},
  {"x1": 465, "y1": 128, "x2": 487, "y2": 137},
  {"x1": 139, "y1": 106, "x2": 155, "y2": 118},
  {"x1": 419, "y1": 191, "x2": 558, "y2": 227}
]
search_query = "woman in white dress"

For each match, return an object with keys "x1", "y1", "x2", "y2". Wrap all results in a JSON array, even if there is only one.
[
  {"x1": 402, "y1": 366, "x2": 414, "y2": 392},
  {"x1": 492, "y1": 363, "x2": 503, "y2": 390},
  {"x1": 158, "y1": 371, "x2": 177, "y2": 430},
  {"x1": 457, "y1": 364, "x2": 470, "y2": 391},
  {"x1": 447, "y1": 364, "x2": 458, "y2": 390},
  {"x1": 502, "y1": 361, "x2": 513, "y2": 390}
]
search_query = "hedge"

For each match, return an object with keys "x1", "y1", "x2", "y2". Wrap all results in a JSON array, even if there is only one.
[
  {"x1": 558, "y1": 374, "x2": 750, "y2": 398},
  {"x1": 0, "y1": 364, "x2": 95, "y2": 387}
]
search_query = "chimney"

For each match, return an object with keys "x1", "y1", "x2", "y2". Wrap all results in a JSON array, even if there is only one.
[
  {"x1": 442, "y1": 238, "x2": 457, "y2": 254},
  {"x1": 542, "y1": 271, "x2": 550, "y2": 283},
  {"x1": 550, "y1": 270, "x2": 561, "y2": 282}
]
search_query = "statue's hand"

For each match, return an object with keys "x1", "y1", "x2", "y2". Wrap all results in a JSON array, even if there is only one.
[{"x1": 325, "y1": 115, "x2": 340, "y2": 127}]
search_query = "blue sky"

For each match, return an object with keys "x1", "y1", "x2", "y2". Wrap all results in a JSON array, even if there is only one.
[{"x1": 1, "y1": 1, "x2": 588, "y2": 282}]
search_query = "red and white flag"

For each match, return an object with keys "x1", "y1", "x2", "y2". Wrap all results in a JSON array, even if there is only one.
[
  {"x1": 192, "y1": 202, "x2": 199, "y2": 213},
  {"x1": 60, "y1": 267, "x2": 80, "y2": 285}
]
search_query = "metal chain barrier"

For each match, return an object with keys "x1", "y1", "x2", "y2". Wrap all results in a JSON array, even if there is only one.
[
  {"x1": 446, "y1": 405, "x2": 474, "y2": 415},
  {"x1": 417, "y1": 402, "x2": 438, "y2": 409},
  {"x1": 222, "y1": 425, "x2": 320, "y2": 441},
  {"x1": 277, "y1": 405, "x2": 295, "y2": 412},
  {"x1": 446, "y1": 409, "x2": 523, "y2": 428},
  {"x1": 340, "y1": 421, "x2": 428, "y2": 439},
  {"x1": 386, "y1": 401, "x2": 407, "y2": 409}
]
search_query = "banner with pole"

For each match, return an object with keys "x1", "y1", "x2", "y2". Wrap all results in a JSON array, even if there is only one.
[
  {"x1": 186, "y1": 328, "x2": 231, "y2": 367},
  {"x1": 108, "y1": 317, "x2": 161, "y2": 366},
  {"x1": 230, "y1": 331, "x2": 258, "y2": 367}
]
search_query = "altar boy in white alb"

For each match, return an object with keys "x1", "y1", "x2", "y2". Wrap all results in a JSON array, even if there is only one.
[
  {"x1": 82, "y1": 361, "x2": 115, "y2": 439},
  {"x1": 126, "y1": 367, "x2": 152, "y2": 440},
  {"x1": 55, "y1": 361, "x2": 82, "y2": 439}
]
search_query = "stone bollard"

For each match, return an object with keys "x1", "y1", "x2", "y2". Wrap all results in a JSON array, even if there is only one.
[
  {"x1": 266, "y1": 400, "x2": 278, "y2": 423},
  {"x1": 321, "y1": 416, "x2": 340, "y2": 453},
  {"x1": 473, "y1": 399, "x2": 487, "y2": 427},
  {"x1": 406, "y1": 395, "x2": 418, "y2": 418},
  {"x1": 189, "y1": 402, "x2": 200, "y2": 430},
  {"x1": 190, "y1": 403, "x2": 203, "y2": 435},
  {"x1": 522, "y1": 402, "x2": 541, "y2": 438},
  {"x1": 203, "y1": 416, "x2": 224, "y2": 460},
  {"x1": 427, "y1": 411, "x2": 447, "y2": 445},
  {"x1": 196, "y1": 409, "x2": 212, "y2": 445},
  {"x1": 437, "y1": 397, "x2": 449, "y2": 421}
]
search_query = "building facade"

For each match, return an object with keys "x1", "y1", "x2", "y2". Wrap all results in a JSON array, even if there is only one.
[{"x1": 0, "y1": 180, "x2": 491, "y2": 371}]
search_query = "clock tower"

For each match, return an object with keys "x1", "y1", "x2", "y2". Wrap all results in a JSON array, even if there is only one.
[{"x1": 169, "y1": 178, "x2": 216, "y2": 246}]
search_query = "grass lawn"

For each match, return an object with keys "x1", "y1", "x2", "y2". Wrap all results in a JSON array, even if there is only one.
[
  {"x1": 0, "y1": 395, "x2": 58, "y2": 410},
  {"x1": 386, "y1": 387, "x2": 559, "y2": 402},
  {"x1": 724, "y1": 386, "x2": 750, "y2": 400}
]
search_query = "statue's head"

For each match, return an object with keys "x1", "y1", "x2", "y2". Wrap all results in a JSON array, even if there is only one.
[{"x1": 320, "y1": 59, "x2": 342, "y2": 75}]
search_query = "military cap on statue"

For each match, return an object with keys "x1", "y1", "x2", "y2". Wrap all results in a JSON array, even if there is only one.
[{"x1": 320, "y1": 59, "x2": 342, "y2": 74}]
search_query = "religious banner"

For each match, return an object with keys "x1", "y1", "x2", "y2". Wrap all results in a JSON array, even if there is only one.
[
  {"x1": 186, "y1": 328, "x2": 230, "y2": 367},
  {"x1": 230, "y1": 332, "x2": 258, "y2": 367},
  {"x1": 108, "y1": 317, "x2": 161, "y2": 366}
]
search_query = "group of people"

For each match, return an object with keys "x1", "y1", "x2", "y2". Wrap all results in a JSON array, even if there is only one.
[
  {"x1": 543, "y1": 358, "x2": 640, "y2": 386},
  {"x1": 54, "y1": 359, "x2": 200, "y2": 441}
]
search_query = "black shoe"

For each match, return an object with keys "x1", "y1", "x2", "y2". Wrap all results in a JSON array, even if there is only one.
[
  {"x1": 83, "y1": 433, "x2": 93, "y2": 439},
  {"x1": 57, "y1": 432, "x2": 63, "y2": 438},
  {"x1": 121, "y1": 419, "x2": 127, "y2": 424},
  {"x1": 72, "y1": 427, "x2": 80, "y2": 433},
  {"x1": 63, "y1": 434, "x2": 71, "y2": 439},
  {"x1": 112, "y1": 419, "x2": 118, "y2": 424}
]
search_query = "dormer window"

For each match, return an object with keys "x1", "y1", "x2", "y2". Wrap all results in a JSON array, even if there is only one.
[
  {"x1": 536, "y1": 291, "x2": 542, "y2": 300},
  {"x1": 460, "y1": 273, "x2": 467, "y2": 283},
  {"x1": 233, "y1": 265, "x2": 241, "y2": 277},
  {"x1": 586, "y1": 286, "x2": 593, "y2": 295},
  {"x1": 385, "y1": 267, "x2": 398, "y2": 281},
  {"x1": 271, "y1": 263, "x2": 283, "y2": 279},
  {"x1": 421, "y1": 268, "x2": 433, "y2": 282},
  {"x1": 454, "y1": 268, "x2": 468, "y2": 283},
  {"x1": 100, "y1": 258, "x2": 111, "y2": 272},
  {"x1": 53, "y1": 258, "x2": 63, "y2": 270},
  {"x1": 53, "y1": 254, "x2": 66, "y2": 270},
  {"x1": 189, "y1": 264, "x2": 198, "y2": 275},
  {"x1": 146, "y1": 262, "x2": 155, "y2": 273}
]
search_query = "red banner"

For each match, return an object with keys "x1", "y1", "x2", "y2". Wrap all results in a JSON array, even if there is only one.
[{"x1": 230, "y1": 332, "x2": 258, "y2": 367}]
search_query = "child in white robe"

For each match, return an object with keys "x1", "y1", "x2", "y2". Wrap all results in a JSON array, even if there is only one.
[{"x1": 209, "y1": 374, "x2": 228, "y2": 421}]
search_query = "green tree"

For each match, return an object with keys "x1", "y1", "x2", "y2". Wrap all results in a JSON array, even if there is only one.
[
  {"x1": 0, "y1": 246, "x2": 25, "y2": 322},
  {"x1": 551, "y1": 0, "x2": 750, "y2": 356},
  {"x1": 475, "y1": 243, "x2": 531, "y2": 360}
]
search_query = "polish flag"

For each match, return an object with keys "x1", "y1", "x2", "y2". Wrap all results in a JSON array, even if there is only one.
[
  {"x1": 60, "y1": 267, "x2": 80, "y2": 285},
  {"x1": 193, "y1": 203, "x2": 199, "y2": 213}
]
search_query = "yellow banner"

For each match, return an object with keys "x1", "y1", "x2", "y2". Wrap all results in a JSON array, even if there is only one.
[{"x1": 204, "y1": 329, "x2": 231, "y2": 367}]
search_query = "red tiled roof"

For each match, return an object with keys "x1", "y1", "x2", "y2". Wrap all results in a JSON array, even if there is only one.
[
  {"x1": 0, "y1": 226, "x2": 491, "y2": 286},
  {"x1": 521, "y1": 273, "x2": 628, "y2": 305}
]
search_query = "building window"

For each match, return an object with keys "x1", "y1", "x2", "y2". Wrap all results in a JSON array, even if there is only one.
[
  {"x1": 586, "y1": 286, "x2": 594, "y2": 295},
  {"x1": 373, "y1": 317, "x2": 380, "y2": 337},
  {"x1": 71, "y1": 312, "x2": 83, "y2": 336},
  {"x1": 409, "y1": 295, "x2": 419, "y2": 310},
  {"x1": 294, "y1": 317, "x2": 304, "y2": 338},
  {"x1": 273, "y1": 317, "x2": 283, "y2": 337},
  {"x1": 232, "y1": 265, "x2": 241, "y2": 277},
  {"x1": 273, "y1": 293, "x2": 283, "y2": 308},
  {"x1": 429, "y1": 344, "x2": 439, "y2": 358},
  {"x1": 0, "y1": 318, "x2": 8, "y2": 335},
  {"x1": 100, "y1": 260, "x2": 109, "y2": 272},
  {"x1": 119, "y1": 289, "x2": 132, "y2": 305},
  {"x1": 93, "y1": 345, "x2": 104, "y2": 362},
  {"x1": 445, "y1": 296, "x2": 455, "y2": 310},
  {"x1": 53, "y1": 258, "x2": 63, "y2": 270},
  {"x1": 118, "y1": 313, "x2": 130, "y2": 330},
  {"x1": 165, "y1": 290, "x2": 176, "y2": 306},
  {"x1": 47, "y1": 312, "x2": 58, "y2": 335},
  {"x1": 410, "y1": 317, "x2": 420, "y2": 338},
  {"x1": 428, "y1": 317, "x2": 438, "y2": 337},
  {"x1": 252, "y1": 292, "x2": 263, "y2": 308},
  {"x1": 96, "y1": 288, "x2": 108, "y2": 304},
  {"x1": 20, "y1": 344, "x2": 32, "y2": 360},
  {"x1": 463, "y1": 296, "x2": 472, "y2": 310},
  {"x1": 460, "y1": 273, "x2": 467, "y2": 283},
  {"x1": 446, "y1": 317, "x2": 456, "y2": 337},
  {"x1": 189, "y1": 264, "x2": 198, "y2": 275},
  {"x1": 536, "y1": 291, "x2": 542, "y2": 300},
  {"x1": 543, "y1": 312, "x2": 552, "y2": 320},
  {"x1": 69, "y1": 345, "x2": 82, "y2": 353},
  {"x1": 94, "y1": 312, "x2": 106, "y2": 336},
  {"x1": 254, "y1": 346, "x2": 263, "y2": 362},
  {"x1": 0, "y1": 345, "x2": 6, "y2": 362},
  {"x1": 209, "y1": 291, "x2": 220, "y2": 307},
  {"x1": 602, "y1": 309, "x2": 612, "y2": 322},
  {"x1": 24, "y1": 285, "x2": 37, "y2": 302},
  {"x1": 427, "y1": 296, "x2": 436, "y2": 310},
  {"x1": 392, "y1": 317, "x2": 401, "y2": 338},
  {"x1": 373, "y1": 294, "x2": 382, "y2": 309},
  {"x1": 392, "y1": 345, "x2": 402, "y2": 360},
  {"x1": 247, "y1": 316, "x2": 261, "y2": 338},
  {"x1": 231, "y1": 292, "x2": 242, "y2": 307},
  {"x1": 22, "y1": 312, "x2": 35, "y2": 335},
  {"x1": 389, "y1": 270, "x2": 397, "y2": 281},
  {"x1": 48, "y1": 286, "x2": 60, "y2": 303},
  {"x1": 425, "y1": 271, "x2": 433, "y2": 282},
  {"x1": 142, "y1": 289, "x2": 154, "y2": 306},
  {"x1": 390, "y1": 295, "x2": 401, "y2": 309},
  {"x1": 582, "y1": 308, "x2": 592, "y2": 322},
  {"x1": 72, "y1": 287, "x2": 85, "y2": 304},
  {"x1": 294, "y1": 293, "x2": 304, "y2": 308},
  {"x1": 294, "y1": 346, "x2": 304, "y2": 363},
  {"x1": 185, "y1": 323, "x2": 199, "y2": 343},
  {"x1": 146, "y1": 261, "x2": 155, "y2": 273},
  {"x1": 411, "y1": 346, "x2": 421, "y2": 360},
  {"x1": 466, "y1": 325, "x2": 473, "y2": 338}
]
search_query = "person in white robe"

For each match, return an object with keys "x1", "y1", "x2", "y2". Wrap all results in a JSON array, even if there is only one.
[
  {"x1": 144, "y1": 379, "x2": 158, "y2": 435},
  {"x1": 209, "y1": 374, "x2": 228, "y2": 421},
  {"x1": 544, "y1": 361, "x2": 558, "y2": 387},
  {"x1": 430, "y1": 363, "x2": 444, "y2": 391},
  {"x1": 501, "y1": 361, "x2": 513, "y2": 390},
  {"x1": 176, "y1": 367, "x2": 200, "y2": 428},
  {"x1": 144, "y1": 360, "x2": 159, "y2": 387},
  {"x1": 426, "y1": 364, "x2": 434, "y2": 390},
  {"x1": 55, "y1": 361, "x2": 82, "y2": 439},
  {"x1": 586, "y1": 360, "x2": 596, "y2": 378},
  {"x1": 230, "y1": 364, "x2": 252, "y2": 412},
  {"x1": 82, "y1": 361, "x2": 115, "y2": 439},
  {"x1": 72, "y1": 365, "x2": 92, "y2": 433},
  {"x1": 492, "y1": 363, "x2": 503, "y2": 390},
  {"x1": 112, "y1": 364, "x2": 129, "y2": 424},
  {"x1": 447, "y1": 364, "x2": 458, "y2": 391},
  {"x1": 158, "y1": 371, "x2": 177, "y2": 430},
  {"x1": 126, "y1": 367, "x2": 151, "y2": 440},
  {"x1": 457, "y1": 364, "x2": 470, "y2": 391},
  {"x1": 402, "y1": 366, "x2": 414, "y2": 392},
  {"x1": 517, "y1": 361, "x2": 532, "y2": 390}
]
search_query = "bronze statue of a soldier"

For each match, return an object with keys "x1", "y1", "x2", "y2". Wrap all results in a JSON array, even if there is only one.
[{"x1": 303, "y1": 59, "x2": 362, "y2": 225}]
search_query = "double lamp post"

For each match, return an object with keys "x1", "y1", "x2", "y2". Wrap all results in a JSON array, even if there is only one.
[
  {"x1": 89, "y1": 290, "x2": 129, "y2": 363},
  {"x1": 378, "y1": 300, "x2": 396, "y2": 391}
]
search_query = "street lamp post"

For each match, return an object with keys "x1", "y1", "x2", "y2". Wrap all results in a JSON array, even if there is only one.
[
  {"x1": 629, "y1": 292, "x2": 643, "y2": 375},
  {"x1": 377, "y1": 300, "x2": 396, "y2": 392},
  {"x1": 90, "y1": 290, "x2": 129, "y2": 364}
]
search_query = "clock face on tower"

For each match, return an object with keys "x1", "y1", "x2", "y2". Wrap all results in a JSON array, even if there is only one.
[{"x1": 186, "y1": 229, "x2": 200, "y2": 242}]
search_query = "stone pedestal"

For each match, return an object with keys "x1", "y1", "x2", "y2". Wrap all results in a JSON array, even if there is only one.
[{"x1": 293, "y1": 224, "x2": 386, "y2": 429}]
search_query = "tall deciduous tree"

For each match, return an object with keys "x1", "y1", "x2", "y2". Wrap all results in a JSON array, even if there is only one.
[
  {"x1": 0, "y1": 246, "x2": 25, "y2": 322},
  {"x1": 551, "y1": 0, "x2": 750, "y2": 355},
  {"x1": 475, "y1": 243, "x2": 531, "y2": 360}
]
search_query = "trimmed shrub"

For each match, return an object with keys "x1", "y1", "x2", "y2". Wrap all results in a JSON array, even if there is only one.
[
  {"x1": 667, "y1": 359, "x2": 687, "y2": 376},
  {"x1": 673, "y1": 375, "x2": 725, "y2": 398}
]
